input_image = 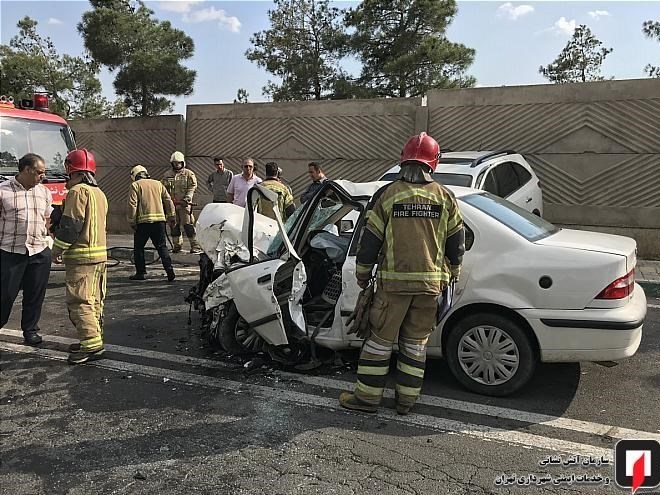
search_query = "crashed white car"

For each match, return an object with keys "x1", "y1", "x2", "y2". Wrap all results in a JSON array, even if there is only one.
[{"x1": 195, "y1": 181, "x2": 646, "y2": 396}]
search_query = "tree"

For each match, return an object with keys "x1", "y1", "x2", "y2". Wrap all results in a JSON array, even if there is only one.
[
  {"x1": 234, "y1": 88, "x2": 249, "y2": 103},
  {"x1": 78, "y1": 0, "x2": 196, "y2": 116},
  {"x1": 344, "y1": 0, "x2": 476, "y2": 98},
  {"x1": 246, "y1": 0, "x2": 349, "y2": 101},
  {"x1": 642, "y1": 20, "x2": 660, "y2": 77},
  {"x1": 0, "y1": 17, "x2": 114, "y2": 119},
  {"x1": 539, "y1": 25, "x2": 613, "y2": 83}
]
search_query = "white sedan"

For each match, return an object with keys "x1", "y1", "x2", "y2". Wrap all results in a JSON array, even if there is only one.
[{"x1": 195, "y1": 180, "x2": 646, "y2": 396}]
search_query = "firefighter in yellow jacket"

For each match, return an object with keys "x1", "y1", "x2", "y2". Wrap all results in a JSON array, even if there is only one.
[
  {"x1": 161, "y1": 151, "x2": 202, "y2": 254},
  {"x1": 127, "y1": 165, "x2": 176, "y2": 282},
  {"x1": 52, "y1": 149, "x2": 109, "y2": 365},
  {"x1": 339, "y1": 133, "x2": 465, "y2": 415},
  {"x1": 258, "y1": 162, "x2": 296, "y2": 221}
]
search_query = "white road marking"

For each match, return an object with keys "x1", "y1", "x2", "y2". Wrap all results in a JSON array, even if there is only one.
[
  {"x1": 0, "y1": 341, "x2": 612, "y2": 458},
  {"x1": 647, "y1": 303, "x2": 660, "y2": 309},
  {"x1": 2, "y1": 328, "x2": 659, "y2": 444}
]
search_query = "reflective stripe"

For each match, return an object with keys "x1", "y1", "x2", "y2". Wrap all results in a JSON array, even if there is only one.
[
  {"x1": 397, "y1": 361, "x2": 425, "y2": 378},
  {"x1": 379, "y1": 270, "x2": 449, "y2": 282},
  {"x1": 395, "y1": 384, "x2": 422, "y2": 396},
  {"x1": 80, "y1": 336, "x2": 103, "y2": 351},
  {"x1": 356, "y1": 380, "x2": 384, "y2": 396},
  {"x1": 356, "y1": 263, "x2": 373, "y2": 276},
  {"x1": 366, "y1": 211, "x2": 385, "y2": 238},
  {"x1": 363, "y1": 343, "x2": 390, "y2": 356},
  {"x1": 53, "y1": 238, "x2": 72, "y2": 249},
  {"x1": 357, "y1": 365, "x2": 390, "y2": 376},
  {"x1": 137, "y1": 213, "x2": 166, "y2": 222}
]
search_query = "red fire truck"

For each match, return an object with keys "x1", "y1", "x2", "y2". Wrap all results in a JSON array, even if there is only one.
[{"x1": 0, "y1": 93, "x2": 75, "y2": 204}]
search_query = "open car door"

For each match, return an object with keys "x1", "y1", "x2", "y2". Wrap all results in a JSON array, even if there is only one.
[{"x1": 223, "y1": 186, "x2": 307, "y2": 346}]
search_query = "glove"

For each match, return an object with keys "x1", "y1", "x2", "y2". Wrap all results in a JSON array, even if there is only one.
[{"x1": 346, "y1": 281, "x2": 375, "y2": 340}]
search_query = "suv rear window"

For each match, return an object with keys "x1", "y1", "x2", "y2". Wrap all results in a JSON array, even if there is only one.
[
  {"x1": 381, "y1": 172, "x2": 472, "y2": 187},
  {"x1": 461, "y1": 193, "x2": 558, "y2": 242}
]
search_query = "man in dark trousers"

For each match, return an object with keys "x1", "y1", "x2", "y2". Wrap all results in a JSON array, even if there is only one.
[
  {"x1": 0, "y1": 153, "x2": 53, "y2": 345},
  {"x1": 127, "y1": 164, "x2": 176, "y2": 282}
]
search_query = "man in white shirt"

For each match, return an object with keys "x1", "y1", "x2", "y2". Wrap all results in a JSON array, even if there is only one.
[
  {"x1": 0, "y1": 153, "x2": 53, "y2": 345},
  {"x1": 226, "y1": 157, "x2": 262, "y2": 207}
]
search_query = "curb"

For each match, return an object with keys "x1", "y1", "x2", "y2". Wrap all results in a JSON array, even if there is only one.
[{"x1": 639, "y1": 281, "x2": 660, "y2": 298}]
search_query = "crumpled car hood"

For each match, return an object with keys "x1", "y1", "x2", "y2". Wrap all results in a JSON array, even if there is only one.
[{"x1": 196, "y1": 203, "x2": 279, "y2": 271}]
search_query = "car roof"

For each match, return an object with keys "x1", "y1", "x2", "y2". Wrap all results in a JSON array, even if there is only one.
[
  {"x1": 381, "y1": 151, "x2": 521, "y2": 177},
  {"x1": 333, "y1": 179, "x2": 480, "y2": 199}
]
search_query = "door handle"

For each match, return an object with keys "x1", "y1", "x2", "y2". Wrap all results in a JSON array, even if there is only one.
[
  {"x1": 526, "y1": 197, "x2": 532, "y2": 203},
  {"x1": 257, "y1": 274, "x2": 272, "y2": 284}
]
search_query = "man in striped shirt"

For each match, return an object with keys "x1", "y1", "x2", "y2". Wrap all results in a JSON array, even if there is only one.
[{"x1": 0, "y1": 153, "x2": 53, "y2": 345}]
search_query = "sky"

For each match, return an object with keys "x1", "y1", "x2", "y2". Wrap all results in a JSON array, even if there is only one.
[{"x1": 1, "y1": 0, "x2": 658, "y2": 116}]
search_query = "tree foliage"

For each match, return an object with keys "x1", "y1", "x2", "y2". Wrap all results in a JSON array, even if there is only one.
[
  {"x1": 344, "y1": 0, "x2": 476, "y2": 98},
  {"x1": 642, "y1": 20, "x2": 660, "y2": 77},
  {"x1": 539, "y1": 25, "x2": 613, "y2": 83},
  {"x1": 246, "y1": 0, "x2": 349, "y2": 101},
  {"x1": 78, "y1": 0, "x2": 196, "y2": 116},
  {"x1": 0, "y1": 17, "x2": 119, "y2": 119},
  {"x1": 234, "y1": 88, "x2": 249, "y2": 103}
]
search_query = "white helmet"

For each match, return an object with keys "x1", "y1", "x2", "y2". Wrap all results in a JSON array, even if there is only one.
[
  {"x1": 130, "y1": 165, "x2": 148, "y2": 181},
  {"x1": 170, "y1": 151, "x2": 185, "y2": 163}
]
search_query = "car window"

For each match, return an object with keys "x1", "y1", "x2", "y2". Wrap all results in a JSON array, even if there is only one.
[
  {"x1": 380, "y1": 172, "x2": 472, "y2": 187},
  {"x1": 266, "y1": 206, "x2": 305, "y2": 256},
  {"x1": 461, "y1": 192, "x2": 559, "y2": 242},
  {"x1": 482, "y1": 170, "x2": 498, "y2": 195},
  {"x1": 512, "y1": 163, "x2": 532, "y2": 185},
  {"x1": 493, "y1": 163, "x2": 521, "y2": 197}
]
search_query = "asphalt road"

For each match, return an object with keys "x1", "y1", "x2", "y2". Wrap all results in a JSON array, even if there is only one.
[{"x1": 1, "y1": 262, "x2": 659, "y2": 495}]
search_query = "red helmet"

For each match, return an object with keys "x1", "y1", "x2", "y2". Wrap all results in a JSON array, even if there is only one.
[
  {"x1": 400, "y1": 132, "x2": 440, "y2": 172},
  {"x1": 65, "y1": 149, "x2": 96, "y2": 175}
]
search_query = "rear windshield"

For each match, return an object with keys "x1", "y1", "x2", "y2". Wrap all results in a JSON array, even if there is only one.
[
  {"x1": 381, "y1": 172, "x2": 472, "y2": 187},
  {"x1": 0, "y1": 116, "x2": 73, "y2": 178},
  {"x1": 461, "y1": 193, "x2": 559, "y2": 242}
]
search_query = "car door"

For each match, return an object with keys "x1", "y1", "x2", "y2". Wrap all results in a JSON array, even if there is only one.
[
  {"x1": 224, "y1": 186, "x2": 307, "y2": 346},
  {"x1": 480, "y1": 162, "x2": 534, "y2": 212},
  {"x1": 503, "y1": 161, "x2": 538, "y2": 214}
]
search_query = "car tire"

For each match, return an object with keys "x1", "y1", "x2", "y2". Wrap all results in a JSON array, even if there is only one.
[
  {"x1": 445, "y1": 312, "x2": 536, "y2": 396},
  {"x1": 220, "y1": 302, "x2": 265, "y2": 355}
]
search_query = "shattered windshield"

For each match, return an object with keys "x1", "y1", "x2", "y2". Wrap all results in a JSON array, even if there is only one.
[
  {"x1": 0, "y1": 116, "x2": 73, "y2": 178},
  {"x1": 266, "y1": 199, "x2": 344, "y2": 257}
]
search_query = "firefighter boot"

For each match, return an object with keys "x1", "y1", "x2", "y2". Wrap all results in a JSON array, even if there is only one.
[
  {"x1": 68, "y1": 348, "x2": 105, "y2": 365},
  {"x1": 338, "y1": 392, "x2": 378, "y2": 413}
]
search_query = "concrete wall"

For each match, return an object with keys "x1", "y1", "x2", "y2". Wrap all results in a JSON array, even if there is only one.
[
  {"x1": 185, "y1": 97, "x2": 424, "y2": 205},
  {"x1": 427, "y1": 78, "x2": 660, "y2": 257},
  {"x1": 70, "y1": 79, "x2": 660, "y2": 257},
  {"x1": 70, "y1": 115, "x2": 185, "y2": 233}
]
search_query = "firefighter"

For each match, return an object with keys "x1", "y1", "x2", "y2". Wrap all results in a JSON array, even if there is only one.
[
  {"x1": 127, "y1": 165, "x2": 176, "y2": 282},
  {"x1": 162, "y1": 151, "x2": 202, "y2": 254},
  {"x1": 51, "y1": 149, "x2": 109, "y2": 365},
  {"x1": 257, "y1": 162, "x2": 296, "y2": 221},
  {"x1": 339, "y1": 132, "x2": 465, "y2": 415}
]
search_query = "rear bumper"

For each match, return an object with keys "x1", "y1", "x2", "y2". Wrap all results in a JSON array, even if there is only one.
[{"x1": 519, "y1": 283, "x2": 647, "y2": 363}]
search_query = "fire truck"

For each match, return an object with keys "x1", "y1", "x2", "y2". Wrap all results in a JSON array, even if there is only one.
[{"x1": 0, "y1": 93, "x2": 75, "y2": 205}]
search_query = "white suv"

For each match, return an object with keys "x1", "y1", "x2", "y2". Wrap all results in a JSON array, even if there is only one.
[{"x1": 379, "y1": 150, "x2": 543, "y2": 216}]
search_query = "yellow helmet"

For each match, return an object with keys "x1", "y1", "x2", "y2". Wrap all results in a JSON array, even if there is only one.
[{"x1": 130, "y1": 164, "x2": 148, "y2": 181}]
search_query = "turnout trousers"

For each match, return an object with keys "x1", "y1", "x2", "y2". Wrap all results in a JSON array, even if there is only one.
[
  {"x1": 170, "y1": 206, "x2": 201, "y2": 252},
  {"x1": 65, "y1": 262, "x2": 107, "y2": 352},
  {"x1": 354, "y1": 290, "x2": 437, "y2": 410},
  {"x1": 134, "y1": 222, "x2": 173, "y2": 275}
]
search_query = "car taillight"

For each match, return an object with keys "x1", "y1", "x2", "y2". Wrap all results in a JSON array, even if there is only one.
[{"x1": 596, "y1": 269, "x2": 635, "y2": 299}]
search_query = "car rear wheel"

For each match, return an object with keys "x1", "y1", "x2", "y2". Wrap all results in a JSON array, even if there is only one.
[
  {"x1": 220, "y1": 302, "x2": 264, "y2": 355},
  {"x1": 446, "y1": 312, "x2": 536, "y2": 396}
]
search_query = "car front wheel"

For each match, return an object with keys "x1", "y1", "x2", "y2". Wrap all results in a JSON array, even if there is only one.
[{"x1": 445, "y1": 312, "x2": 536, "y2": 396}]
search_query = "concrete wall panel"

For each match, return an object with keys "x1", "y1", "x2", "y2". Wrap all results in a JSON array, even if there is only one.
[{"x1": 70, "y1": 116, "x2": 185, "y2": 233}]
